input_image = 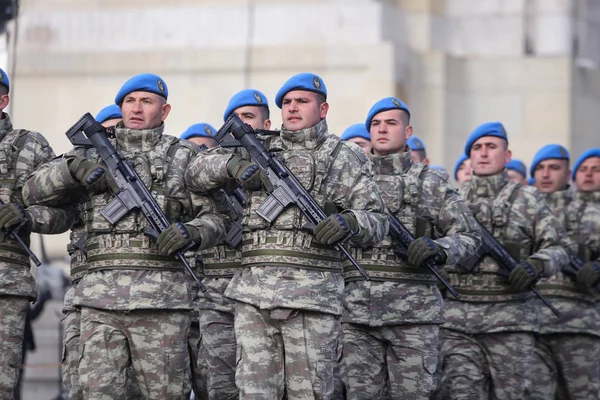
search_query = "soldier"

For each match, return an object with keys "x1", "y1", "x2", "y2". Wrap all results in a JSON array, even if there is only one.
[
  {"x1": 407, "y1": 135, "x2": 430, "y2": 165},
  {"x1": 572, "y1": 148, "x2": 600, "y2": 193},
  {"x1": 0, "y1": 67, "x2": 76, "y2": 399},
  {"x1": 339, "y1": 97, "x2": 480, "y2": 399},
  {"x1": 528, "y1": 144, "x2": 600, "y2": 399},
  {"x1": 181, "y1": 123, "x2": 218, "y2": 149},
  {"x1": 186, "y1": 88, "x2": 272, "y2": 400},
  {"x1": 23, "y1": 73, "x2": 230, "y2": 399},
  {"x1": 439, "y1": 122, "x2": 569, "y2": 399},
  {"x1": 505, "y1": 159, "x2": 528, "y2": 184},
  {"x1": 340, "y1": 123, "x2": 372, "y2": 155},
  {"x1": 453, "y1": 153, "x2": 472, "y2": 185},
  {"x1": 187, "y1": 73, "x2": 388, "y2": 399}
]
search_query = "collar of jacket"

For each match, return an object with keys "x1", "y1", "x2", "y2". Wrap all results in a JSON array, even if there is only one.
[
  {"x1": 280, "y1": 118, "x2": 328, "y2": 151},
  {"x1": 575, "y1": 189, "x2": 600, "y2": 204},
  {"x1": 370, "y1": 147, "x2": 412, "y2": 175},
  {"x1": 115, "y1": 121, "x2": 164, "y2": 153},
  {"x1": 0, "y1": 112, "x2": 13, "y2": 143},
  {"x1": 470, "y1": 170, "x2": 509, "y2": 198}
]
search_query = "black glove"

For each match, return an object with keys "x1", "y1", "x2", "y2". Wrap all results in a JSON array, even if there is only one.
[
  {"x1": 406, "y1": 237, "x2": 447, "y2": 268},
  {"x1": 508, "y1": 258, "x2": 544, "y2": 291},
  {"x1": 68, "y1": 157, "x2": 106, "y2": 186},
  {"x1": 157, "y1": 222, "x2": 201, "y2": 255},
  {"x1": 226, "y1": 155, "x2": 260, "y2": 189},
  {"x1": 0, "y1": 203, "x2": 29, "y2": 230},
  {"x1": 313, "y1": 213, "x2": 358, "y2": 245},
  {"x1": 575, "y1": 261, "x2": 600, "y2": 289}
]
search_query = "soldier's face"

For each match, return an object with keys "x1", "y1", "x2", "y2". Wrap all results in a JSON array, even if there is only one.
[
  {"x1": 234, "y1": 106, "x2": 271, "y2": 130},
  {"x1": 281, "y1": 91, "x2": 328, "y2": 131},
  {"x1": 470, "y1": 137, "x2": 510, "y2": 177},
  {"x1": 121, "y1": 91, "x2": 171, "y2": 130},
  {"x1": 348, "y1": 137, "x2": 372, "y2": 156},
  {"x1": 575, "y1": 156, "x2": 600, "y2": 192},
  {"x1": 506, "y1": 169, "x2": 528, "y2": 185},
  {"x1": 370, "y1": 110, "x2": 412, "y2": 156},
  {"x1": 456, "y1": 159, "x2": 472, "y2": 184},
  {"x1": 101, "y1": 118, "x2": 122, "y2": 128},
  {"x1": 533, "y1": 159, "x2": 570, "y2": 193}
]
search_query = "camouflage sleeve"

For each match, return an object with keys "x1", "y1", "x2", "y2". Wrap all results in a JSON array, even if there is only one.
[
  {"x1": 27, "y1": 131, "x2": 56, "y2": 168},
  {"x1": 525, "y1": 187, "x2": 570, "y2": 277},
  {"x1": 185, "y1": 147, "x2": 235, "y2": 193},
  {"x1": 325, "y1": 142, "x2": 388, "y2": 246},
  {"x1": 186, "y1": 192, "x2": 231, "y2": 250},
  {"x1": 418, "y1": 171, "x2": 482, "y2": 265},
  {"x1": 23, "y1": 148, "x2": 89, "y2": 207},
  {"x1": 26, "y1": 204, "x2": 79, "y2": 234}
]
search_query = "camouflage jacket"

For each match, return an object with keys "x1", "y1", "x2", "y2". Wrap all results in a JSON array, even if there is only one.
[
  {"x1": 23, "y1": 122, "x2": 229, "y2": 310},
  {"x1": 0, "y1": 113, "x2": 76, "y2": 298},
  {"x1": 221, "y1": 119, "x2": 388, "y2": 315},
  {"x1": 343, "y1": 150, "x2": 481, "y2": 326},
  {"x1": 443, "y1": 172, "x2": 568, "y2": 334}
]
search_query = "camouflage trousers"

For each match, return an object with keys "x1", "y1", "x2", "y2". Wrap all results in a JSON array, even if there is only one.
[
  {"x1": 439, "y1": 329, "x2": 535, "y2": 399},
  {"x1": 79, "y1": 306, "x2": 191, "y2": 400},
  {"x1": 188, "y1": 320, "x2": 203, "y2": 397},
  {"x1": 530, "y1": 333, "x2": 600, "y2": 400},
  {"x1": 195, "y1": 309, "x2": 237, "y2": 400},
  {"x1": 234, "y1": 301, "x2": 341, "y2": 399},
  {"x1": 340, "y1": 322, "x2": 439, "y2": 399},
  {"x1": 61, "y1": 309, "x2": 83, "y2": 400},
  {"x1": 0, "y1": 296, "x2": 28, "y2": 400}
]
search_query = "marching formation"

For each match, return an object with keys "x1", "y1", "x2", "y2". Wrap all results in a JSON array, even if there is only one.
[{"x1": 0, "y1": 67, "x2": 598, "y2": 400}]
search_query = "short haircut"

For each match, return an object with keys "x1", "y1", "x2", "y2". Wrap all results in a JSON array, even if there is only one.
[
  {"x1": 259, "y1": 106, "x2": 270, "y2": 121},
  {"x1": 400, "y1": 109, "x2": 410, "y2": 126},
  {"x1": 413, "y1": 149, "x2": 427, "y2": 161},
  {"x1": 316, "y1": 93, "x2": 326, "y2": 106},
  {"x1": 0, "y1": 86, "x2": 8, "y2": 96}
]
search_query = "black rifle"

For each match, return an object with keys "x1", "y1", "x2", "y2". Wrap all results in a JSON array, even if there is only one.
[
  {"x1": 0, "y1": 199, "x2": 41, "y2": 266},
  {"x1": 387, "y1": 214, "x2": 460, "y2": 299},
  {"x1": 65, "y1": 113, "x2": 205, "y2": 291},
  {"x1": 476, "y1": 222, "x2": 560, "y2": 316},
  {"x1": 215, "y1": 114, "x2": 370, "y2": 280},
  {"x1": 211, "y1": 186, "x2": 247, "y2": 249}
]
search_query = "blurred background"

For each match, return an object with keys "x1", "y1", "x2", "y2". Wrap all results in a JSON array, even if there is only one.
[{"x1": 1, "y1": 0, "x2": 599, "y2": 398}]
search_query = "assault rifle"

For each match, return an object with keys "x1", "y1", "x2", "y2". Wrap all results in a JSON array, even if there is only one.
[
  {"x1": 65, "y1": 113, "x2": 206, "y2": 291},
  {"x1": 387, "y1": 214, "x2": 460, "y2": 299},
  {"x1": 475, "y1": 222, "x2": 560, "y2": 316},
  {"x1": 0, "y1": 199, "x2": 41, "y2": 266},
  {"x1": 214, "y1": 114, "x2": 370, "y2": 280}
]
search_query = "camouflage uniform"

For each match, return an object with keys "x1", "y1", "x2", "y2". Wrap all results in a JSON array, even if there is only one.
[
  {"x1": 0, "y1": 113, "x2": 76, "y2": 399},
  {"x1": 23, "y1": 122, "x2": 229, "y2": 400},
  {"x1": 188, "y1": 119, "x2": 388, "y2": 399},
  {"x1": 341, "y1": 150, "x2": 481, "y2": 399},
  {"x1": 529, "y1": 189, "x2": 600, "y2": 400},
  {"x1": 440, "y1": 171, "x2": 569, "y2": 399}
]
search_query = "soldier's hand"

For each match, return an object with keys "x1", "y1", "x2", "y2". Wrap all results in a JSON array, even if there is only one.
[
  {"x1": 68, "y1": 157, "x2": 106, "y2": 186},
  {"x1": 575, "y1": 261, "x2": 600, "y2": 289},
  {"x1": 226, "y1": 155, "x2": 260, "y2": 189},
  {"x1": 157, "y1": 222, "x2": 201, "y2": 255},
  {"x1": 406, "y1": 237, "x2": 447, "y2": 268},
  {"x1": 313, "y1": 213, "x2": 357, "y2": 245},
  {"x1": 508, "y1": 258, "x2": 544, "y2": 291},
  {"x1": 0, "y1": 203, "x2": 29, "y2": 230}
]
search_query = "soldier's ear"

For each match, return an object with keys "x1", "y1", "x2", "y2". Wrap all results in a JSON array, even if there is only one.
[
  {"x1": 161, "y1": 103, "x2": 171, "y2": 121},
  {"x1": 0, "y1": 94, "x2": 9, "y2": 111},
  {"x1": 263, "y1": 119, "x2": 271, "y2": 130},
  {"x1": 505, "y1": 149, "x2": 512, "y2": 165}
]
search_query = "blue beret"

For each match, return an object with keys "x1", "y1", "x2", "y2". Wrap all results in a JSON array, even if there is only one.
[
  {"x1": 365, "y1": 97, "x2": 410, "y2": 130},
  {"x1": 505, "y1": 159, "x2": 527, "y2": 178},
  {"x1": 408, "y1": 136, "x2": 425, "y2": 151},
  {"x1": 572, "y1": 148, "x2": 600, "y2": 180},
  {"x1": 464, "y1": 122, "x2": 508, "y2": 156},
  {"x1": 95, "y1": 104, "x2": 122, "y2": 124},
  {"x1": 341, "y1": 124, "x2": 371, "y2": 142},
  {"x1": 115, "y1": 73, "x2": 168, "y2": 105},
  {"x1": 0, "y1": 68, "x2": 9, "y2": 91},
  {"x1": 529, "y1": 144, "x2": 570, "y2": 177},
  {"x1": 275, "y1": 73, "x2": 327, "y2": 109},
  {"x1": 527, "y1": 177, "x2": 535, "y2": 185},
  {"x1": 180, "y1": 123, "x2": 217, "y2": 140},
  {"x1": 223, "y1": 89, "x2": 269, "y2": 122},
  {"x1": 453, "y1": 153, "x2": 469, "y2": 180}
]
